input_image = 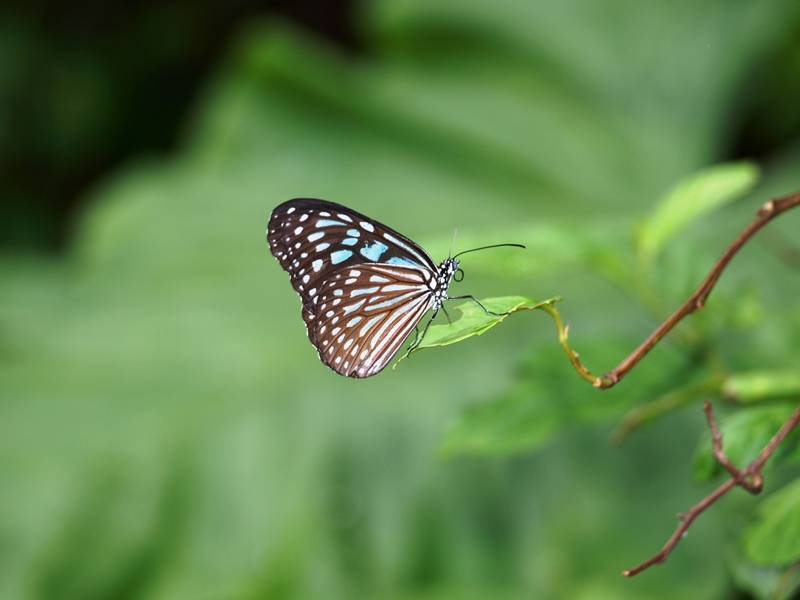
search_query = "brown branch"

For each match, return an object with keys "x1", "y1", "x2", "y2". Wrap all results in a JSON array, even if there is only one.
[
  {"x1": 705, "y1": 401, "x2": 761, "y2": 492},
  {"x1": 623, "y1": 400, "x2": 800, "y2": 577},
  {"x1": 622, "y1": 477, "x2": 737, "y2": 577},
  {"x1": 596, "y1": 190, "x2": 800, "y2": 389}
]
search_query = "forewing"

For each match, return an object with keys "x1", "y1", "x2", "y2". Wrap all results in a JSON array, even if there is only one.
[
  {"x1": 267, "y1": 198, "x2": 437, "y2": 309},
  {"x1": 311, "y1": 264, "x2": 437, "y2": 378}
]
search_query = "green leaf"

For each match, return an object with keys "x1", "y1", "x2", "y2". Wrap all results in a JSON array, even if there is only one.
[
  {"x1": 722, "y1": 370, "x2": 800, "y2": 404},
  {"x1": 638, "y1": 161, "x2": 760, "y2": 261},
  {"x1": 693, "y1": 403, "x2": 800, "y2": 482},
  {"x1": 743, "y1": 478, "x2": 800, "y2": 564},
  {"x1": 394, "y1": 296, "x2": 557, "y2": 365}
]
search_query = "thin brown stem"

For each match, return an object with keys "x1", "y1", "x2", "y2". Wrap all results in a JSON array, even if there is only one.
[
  {"x1": 623, "y1": 401, "x2": 800, "y2": 577},
  {"x1": 622, "y1": 478, "x2": 737, "y2": 577},
  {"x1": 750, "y1": 402, "x2": 800, "y2": 471},
  {"x1": 598, "y1": 191, "x2": 800, "y2": 389},
  {"x1": 703, "y1": 400, "x2": 760, "y2": 491}
]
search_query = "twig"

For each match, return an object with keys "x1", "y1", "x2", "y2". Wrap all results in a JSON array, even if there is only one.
[
  {"x1": 705, "y1": 401, "x2": 761, "y2": 492},
  {"x1": 597, "y1": 191, "x2": 800, "y2": 389},
  {"x1": 538, "y1": 303, "x2": 596, "y2": 385},
  {"x1": 623, "y1": 400, "x2": 800, "y2": 577}
]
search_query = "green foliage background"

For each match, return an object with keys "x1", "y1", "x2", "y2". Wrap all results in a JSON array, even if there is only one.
[{"x1": 2, "y1": 1, "x2": 800, "y2": 598}]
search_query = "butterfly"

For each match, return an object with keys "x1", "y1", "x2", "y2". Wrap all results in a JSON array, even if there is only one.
[{"x1": 267, "y1": 198, "x2": 522, "y2": 378}]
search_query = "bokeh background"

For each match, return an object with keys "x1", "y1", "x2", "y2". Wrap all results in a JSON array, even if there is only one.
[{"x1": 2, "y1": 1, "x2": 800, "y2": 598}]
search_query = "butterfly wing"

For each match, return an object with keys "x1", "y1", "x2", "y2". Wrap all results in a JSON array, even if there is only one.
[
  {"x1": 268, "y1": 198, "x2": 437, "y2": 307},
  {"x1": 268, "y1": 199, "x2": 440, "y2": 366},
  {"x1": 311, "y1": 263, "x2": 437, "y2": 378}
]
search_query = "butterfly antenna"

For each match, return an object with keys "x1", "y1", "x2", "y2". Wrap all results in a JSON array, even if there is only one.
[
  {"x1": 449, "y1": 229, "x2": 458, "y2": 258},
  {"x1": 453, "y1": 243, "x2": 525, "y2": 259}
]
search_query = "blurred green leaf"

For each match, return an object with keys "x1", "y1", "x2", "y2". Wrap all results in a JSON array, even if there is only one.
[
  {"x1": 637, "y1": 161, "x2": 760, "y2": 262},
  {"x1": 441, "y1": 337, "x2": 694, "y2": 457},
  {"x1": 611, "y1": 374, "x2": 724, "y2": 444},
  {"x1": 693, "y1": 403, "x2": 800, "y2": 482},
  {"x1": 722, "y1": 370, "x2": 800, "y2": 404},
  {"x1": 436, "y1": 222, "x2": 630, "y2": 283},
  {"x1": 742, "y1": 478, "x2": 800, "y2": 564},
  {"x1": 726, "y1": 546, "x2": 800, "y2": 600},
  {"x1": 439, "y1": 379, "x2": 560, "y2": 457}
]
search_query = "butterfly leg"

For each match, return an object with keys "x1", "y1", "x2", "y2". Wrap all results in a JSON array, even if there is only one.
[
  {"x1": 448, "y1": 294, "x2": 509, "y2": 316},
  {"x1": 441, "y1": 303, "x2": 453, "y2": 324},
  {"x1": 409, "y1": 324, "x2": 422, "y2": 348},
  {"x1": 405, "y1": 306, "x2": 440, "y2": 355}
]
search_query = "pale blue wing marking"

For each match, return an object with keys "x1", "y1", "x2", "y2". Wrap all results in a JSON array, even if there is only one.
[
  {"x1": 317, "y1": 219, "x2": 346, "y2": 227},
  {"x1": 331, "y1": 250, "x2": 353, "y2": 264},
  {"x1": 360, "y1": 241, "x2": 389, "y2": 261}
]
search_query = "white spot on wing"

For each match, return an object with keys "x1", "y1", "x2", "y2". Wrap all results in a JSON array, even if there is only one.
[
  {"x1": 359, "y1": 315, "x2": 382, "y2": 337},
  {"x1": 350, "y1": 286, "x2": 379, "y2": 297},
  {"x1": 343, "y1": 299, "x2": 366, "y2": 315}
]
